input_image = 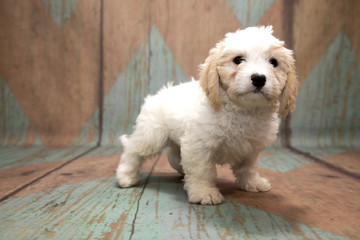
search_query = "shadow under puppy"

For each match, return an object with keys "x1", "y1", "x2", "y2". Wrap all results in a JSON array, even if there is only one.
[{"x1": 116, "y1": 26, "x2": 298, "y2": 205}]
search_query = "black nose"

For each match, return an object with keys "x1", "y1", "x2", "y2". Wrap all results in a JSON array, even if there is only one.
[{"x1": 251, "y1": 74, "x2": 266, "y2": 88}]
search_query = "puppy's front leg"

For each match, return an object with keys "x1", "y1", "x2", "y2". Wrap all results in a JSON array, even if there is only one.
[
  {"x1": 181, "y1": 144, "x2": 224, "y2": 205},
  {"x1": 232, "y1": 152, "x2": 271, "y2": 192}
]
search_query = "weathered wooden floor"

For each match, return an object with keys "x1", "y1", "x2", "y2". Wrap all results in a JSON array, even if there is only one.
[{"x1": 0, "y1": 146, "x2": 359, "y2": 240}]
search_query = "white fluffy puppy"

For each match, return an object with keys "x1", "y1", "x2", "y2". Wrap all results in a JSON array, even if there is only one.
[{"x1": 116, "y1": 26, "x2": 298, "y2": 205}]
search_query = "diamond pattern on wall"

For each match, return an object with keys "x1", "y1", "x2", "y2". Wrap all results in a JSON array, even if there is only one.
[
  {"x1": 101, "y1": 26, "x2": 187, "y2": 145},
  {"x1": 290, "y1": 31, "x2": 360, "y2": 149},
  {"x1": 0, "y1": 0, "x2": 101, "y2": 146},
  {"x1": 226, "y1": 0, "x2": 275, "y2": 27},
  {"x1": 41, "y1": 0, "x2": 77, "y2": 27},
  {"x1": 0, "y1": 75, "x2": 42, "y2": 146},
  {"x1": 1, "y1": 0, "x2": 359, "y2": 151},
  {"x1": 70, "y1": 112, "x2": 99, "y2": 146}
]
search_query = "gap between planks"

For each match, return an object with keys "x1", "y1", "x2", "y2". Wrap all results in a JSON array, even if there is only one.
[
  {"x1": 285, "y1": 145, "x2": 360, "y2": 180},
  {"x1": 129, "y1": 154, "x2": 161, "y2": 240},
  {"x1": 0, "y1": 145, "x2": 99, "y2": 202}
]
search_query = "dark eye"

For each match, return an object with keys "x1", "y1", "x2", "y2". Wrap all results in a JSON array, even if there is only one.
[
  {"x1": 269, "y1": 58, "x2": 278, "y2": 67},
  {"x1": 233, "y1": 56, "x2": 245, "y2": 65}
]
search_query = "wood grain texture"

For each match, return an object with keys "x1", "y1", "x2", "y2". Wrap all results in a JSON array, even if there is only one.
[
  {"x1": 0, "y1": 0, "x2": 100, "y2": 146},
  {"x1": 290, "y1": 31, "x2": 360, "y2": 148},
  {"x1": 40, "y1": 0, "x2": 77, "y2": 27},
  {"x1": 227, "y1": 0, "x2": 275, "y2": 27},
  {"x1": 6, "y1": 148, "x2": 157, "y2": 198},
  {"x1": 132, "y1": 176, "x2": 349, "y2": 240},
  {"x1": 101, "y1": 26, "x2": 187, "y2": 145},
  {"x1": 150, "y1": 0, "x2": 241, "y2": 78},
  {"x1": 325, "y1": 150, "x2": 360, "y2": 176},
  {"x1": 0, "y1": 160, "x2": 66, "y2": 199},
  {"x1": 103, "y1": 0, "x2": 152, "y2": 94},
  {"x1": 0, "y1": 0, "x2": 358, "y2": 149},
  {"x1": 0, "y1": 151, "x2": 159, "y2": 239},
  {"x1": 0, "y1": 146, "x2": 95, "y2": 201},
  {"x1": 0, "y1": 1, "x2": 359, "y2": 239},
  {"x1": 292, "y1": 0, "x2": 348, "y2": 85},
  {"x1": 0, "y1": 146, "x2": 92, "y2": 170},
  {"x1": 0, "y1": 177, "x2": 142, "y2": 240},
  {"x1": 0, "y1": 75, "x2": 42, "y2": 146},
  {"x1": 0, "y1": 150, "x2": 354, "y2": 240},
  {"x1": 344, "y1": 1, "x2": 360, "y2": 58},
  {"x1": 150, "y1": 153, "x2": 359, "y2": 239},
  {"x1": 218, "y1": 165, "x2": 360, "y2": 239},
  {"x1": 259, "y1": 145, "x2": 312, "y2": 172},
  {"x1": 101, "y1": 0, "x2": 296, "y2": 146}
]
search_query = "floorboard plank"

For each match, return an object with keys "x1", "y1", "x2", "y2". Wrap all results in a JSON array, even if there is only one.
[
  {"x1": 0, "y1": 161, "x2": 66, "y2": 199},
  {"x1": 130, "y1": 174, "x2": 349, "y2": 239},
  {"x1": 0, "y1": 146, "x2": 94, "y2": 170},
  {"x1": 0, "y1": 146, "x2": 96, "y2": 200},
  {"x1": 9, "y1": 148, "x2": 157, "y2": 198},
  {"x1": 1, "y1": 148, "x2": 358, "y2": 239},
  {"x1": 0, "y1": 176, "x2": 141, "y2": 239},
  {"x1": 0, "y1": 150, "x2": 160, "y2": 240},
  {"x1": 148, "y1": 150, "x2": 359, "y2": 239},
  {"x1": 325, "y1": 150, "x2": 360, "y2": 175},
  {"x1": 259, "y1": 145, "x2": 312, "y2": 172}
]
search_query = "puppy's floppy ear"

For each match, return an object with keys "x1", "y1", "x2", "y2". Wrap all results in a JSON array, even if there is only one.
[
  {"x1": 279, "y1": 57, "x2": 298, "y2": 116},
  {"x1": 199, "y1": 44, "x2": 223, "y2": 111}
]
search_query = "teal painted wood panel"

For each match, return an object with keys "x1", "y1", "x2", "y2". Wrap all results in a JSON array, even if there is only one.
[
  {"x1": 291, "y1": 32, "x2": 360, "y2": 149},
  {"x1": 0, "y1": 1, "x2": 101, "y2": 147},
  {"x1": 287, "y1": 146, "x2": 351, "y2": 160},
  {"x1": 0, "y1": 146, "x2": 93, "y2": 170},
  {"x1": 41, "y1": 0, "x2": 77, "y2": 27},
  {"x1": 101, "y1": 26, "x2": 187, "y2": 146},
  {"x1": 127, "y1": 176, "x2": 349, "y2": 240},
  {"x1": 0, "y1": 174, "x2": 350, "y2": 240},
  {"x1": 69, "y1": 112, "x2": 100, "y2": 147},
  {"x1": 80, "y1": 145, "x2": 121, "y2": 158},
  {"x1": 0, "y1": 75, "x2": 42, "y2": 146},
  {"x1": 226, "y1": 0, "x2": 275, "y2": 27},
  {"x1": 0, "y1": 176, "x2": 145, "y2": 240},
  {"x1": 258, "y1": 145, "x2": 312, "y2": 173}
]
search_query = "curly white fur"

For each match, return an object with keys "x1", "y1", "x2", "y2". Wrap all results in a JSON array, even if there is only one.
[{"x1": 116, "y1": 26, "x2": 298, "y2": 205}]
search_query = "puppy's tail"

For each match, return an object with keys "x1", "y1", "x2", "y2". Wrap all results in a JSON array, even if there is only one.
[{"x1": 119, "y1": 134, "x2": 129, "y2": 148}]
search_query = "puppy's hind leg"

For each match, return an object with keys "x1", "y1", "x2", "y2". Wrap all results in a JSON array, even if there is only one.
[
  {"x1": 168, "y1": 142, "x2": 184, "y2": 175},
  {"x1": 116, "y1": 135, "x2": 142, "y2": 188},
  {"x1": 116, "y1": 120, "x2": 168, "y2": 188}
]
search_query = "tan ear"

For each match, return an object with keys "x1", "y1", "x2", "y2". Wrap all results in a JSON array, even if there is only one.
[
  {"x1": 199, "y1": 46, "x2": 222, "y2": 111},
  {"x1": 279, "y1": 61, "x2": 298, "y2": 116}
]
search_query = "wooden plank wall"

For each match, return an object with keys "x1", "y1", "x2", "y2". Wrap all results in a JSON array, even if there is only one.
[
  {"x1": 0, "y1": 0, "x2": 101, "y2": 146},
  {"x1": 291, "y1": 1, "x2": 360, "y2": 150},
  {"x1": 0, "y1": 0, "x2": 359, "y2": 149}
]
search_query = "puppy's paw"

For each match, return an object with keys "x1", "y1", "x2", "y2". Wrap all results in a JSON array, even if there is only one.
[
  {"x1": 238, "y1": 177, "x2": 271, "y2": 192},
  {"x1": 116, "y1": 169, "x2": 138, "y2": 188},
  {"x1": 187, "y1": 187, "x2": 225, "y2": 205}
]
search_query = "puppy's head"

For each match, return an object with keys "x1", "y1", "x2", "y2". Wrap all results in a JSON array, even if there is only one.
[{"x1": 199, "y1": 26, "x2": 298, "y2": 116}]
